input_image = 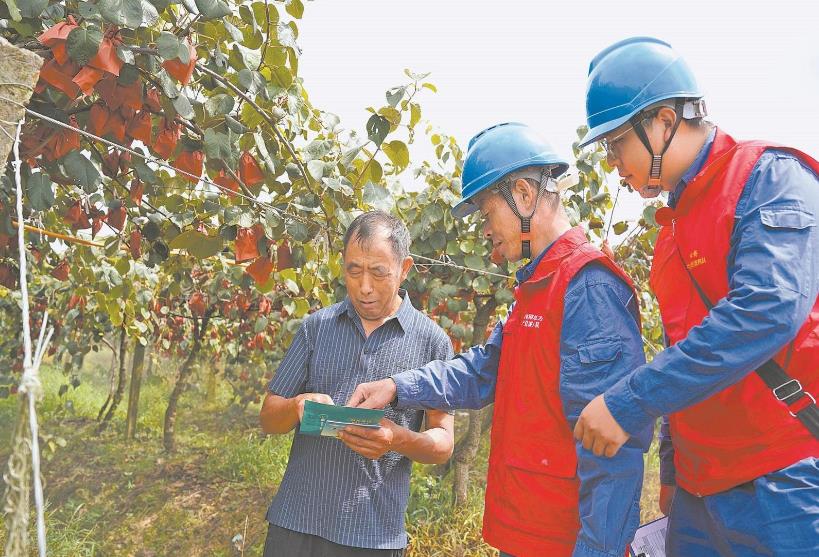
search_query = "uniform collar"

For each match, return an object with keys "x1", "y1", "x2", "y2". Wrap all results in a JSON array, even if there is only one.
[
  {"x1": 516, "y1": 241, "x2": 554, "y2": 284},
  {"x1": 668, "y1": 127, "x2": 717, "y2": 209},
  {"x1": 655, "y1": 128, "x2": 740, "y2": 226},
  {"x1": 522, "y1": 226, "x2": 589, "y2": 285}
]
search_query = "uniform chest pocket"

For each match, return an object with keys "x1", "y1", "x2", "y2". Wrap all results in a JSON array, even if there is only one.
[
  {"x1": 759, "y1": 204, "x2": 815, "y2": 230},
  {"x1": 578, "y1": 337, "x2": 622, "y2": 364}
]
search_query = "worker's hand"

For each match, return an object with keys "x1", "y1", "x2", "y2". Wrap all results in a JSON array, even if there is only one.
[
  {"x1": 659, "y1": 484, "x2": 676, "y2": 516},
  {"x1": 573, "y1": 394, "x2": 630, "y2": 457},
  {"x1": 295, "y1": 393, "x2": 334, "y2": 421},
  {"x1": 338, "y1": 418, "x2": 400, "y2": 460},
  {"x1": 346, "y1": 378, "x2": 397, "y2": 409}
]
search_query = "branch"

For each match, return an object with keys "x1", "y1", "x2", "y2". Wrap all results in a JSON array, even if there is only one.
[{"x1": 223, "y1": 164, "x2": 256, "y2": 200}]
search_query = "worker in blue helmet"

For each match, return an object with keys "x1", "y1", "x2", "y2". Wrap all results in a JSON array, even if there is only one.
[
  {"x1": 348, "y1": 122, "x2": 652, "y2": 557},
  {"x1": 573, "y1": 37, "x2": 819, "y2": 556}
]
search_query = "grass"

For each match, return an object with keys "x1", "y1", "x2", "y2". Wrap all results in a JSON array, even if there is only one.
[{"x1": 1, "y1": 361, "x2": 661, "y2": 556}]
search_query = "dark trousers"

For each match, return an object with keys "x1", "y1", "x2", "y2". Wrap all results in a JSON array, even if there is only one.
[{"x1": 263, "y1": 523, "x2": 405, "y2": 557}]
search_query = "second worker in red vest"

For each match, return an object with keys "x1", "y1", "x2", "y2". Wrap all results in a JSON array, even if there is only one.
[{"x1": 348, "y1": 122, "x2": 652, "y2": 557}]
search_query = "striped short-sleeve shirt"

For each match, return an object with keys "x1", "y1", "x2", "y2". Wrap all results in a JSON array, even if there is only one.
[{"x1": 265, "y1": 290, "x2": 453, "y2": 549}]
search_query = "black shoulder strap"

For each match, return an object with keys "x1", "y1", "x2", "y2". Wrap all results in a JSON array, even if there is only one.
[{"x1": 673, "y1": 243, "x2": 819, "y2": 439}]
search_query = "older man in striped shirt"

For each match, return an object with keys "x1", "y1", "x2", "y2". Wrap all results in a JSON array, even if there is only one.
[{"x1": 259, "y1": 211, "x2": 455, "y2": 557}]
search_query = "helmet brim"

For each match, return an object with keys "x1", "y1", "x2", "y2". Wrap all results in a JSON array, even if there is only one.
[
  {"x1": 451, "y1": 198, "x2": 479, "y2": 219},
  {"x1": 578, "y1": 113, "x2": 632, "y2": 148}
]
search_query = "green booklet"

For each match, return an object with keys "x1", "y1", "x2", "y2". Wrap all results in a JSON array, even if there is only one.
[{"x1": 300, "y1": 400, "x2": 385, "y2": 437}]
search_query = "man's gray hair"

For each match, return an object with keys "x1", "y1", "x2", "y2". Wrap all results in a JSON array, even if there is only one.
[{"x1": 343, "y1": 210, "x2": 411, "y2": 262}]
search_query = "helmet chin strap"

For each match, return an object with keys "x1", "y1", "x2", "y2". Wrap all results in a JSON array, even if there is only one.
[
  {"x1": 497, "y1": 167, "x2": 556, "y2": 259},
  {"x1": 630, "y1": 98, "x2": 685, "y2": 198}
]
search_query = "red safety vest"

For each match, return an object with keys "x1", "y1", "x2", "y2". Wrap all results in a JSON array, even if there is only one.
[
  {"x1": 650, "y1": 128, "x2": 819, "y2": 496},
  {"x1": 483, "y1": 226, "x2": 637, "y2": 557}
]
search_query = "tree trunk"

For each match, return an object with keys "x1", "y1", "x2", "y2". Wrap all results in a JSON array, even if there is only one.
[
  {"x1": 163, "y1": 340, "x2": 200, "y2": 452},
  {"x1": 96, "y1": 345, "x2": 118, "y2": 422},
  {"x1": 144, "y1": 344, "x2": 154, "y2": 378},
  {"x1": 432, "y1": 406, "x2": 494, "y2": 477},
  {"x1": 163, "y1": 309, "x2": 213, "y2": 452},
  {"x1": 206, "y1": 358, "x2": 222, "y2": 403},
  {"x1": 98, "y1": 328, "x2": 127, "y2": 431},
  {"x1": 452, "y1": 296, "x2": 497, "y2": 505},
  {"x1": 125, "y1": 341, "x2": 146, "y2": 439}
]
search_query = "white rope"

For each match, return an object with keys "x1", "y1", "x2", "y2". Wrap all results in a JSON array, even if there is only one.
[
  {"x1": 412, "y1": 253, "x2": 511, "y2": 280},
  {"x1": 12, "y1": 118, "x2": 49, "y2": 557}
]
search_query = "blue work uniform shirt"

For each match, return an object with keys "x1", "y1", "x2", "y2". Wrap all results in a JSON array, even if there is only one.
[
  {"x1": 392, "y1": 234, "x2": 652, "y2": 557},
  {"x1": 602, "y1": 127, "x2": 819, "y2": 486}
]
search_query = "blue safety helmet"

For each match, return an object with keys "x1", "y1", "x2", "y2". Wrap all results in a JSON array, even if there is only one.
[
  {"x1": 453, "y1": 122, "x2": 569, "y2": 219},
  {"x1": 579, "y1": 37, "x2": 704, "y2": 148}
]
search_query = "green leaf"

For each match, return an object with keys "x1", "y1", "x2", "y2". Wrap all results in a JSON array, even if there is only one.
[
  {"x1": 223, "y1": 19, "x2": 243, "y2": 42},
  {"x1": 156, "y1": 32, "x2": 180, "y2": 61},
  {"x1": 118, "y1": 64, "x2": 140, "y2": 86},
  {"x1": 194, "y1": 0, "x2": 231, "y2": 20},
  {"x1": 409, "y1": 103, "x2": 421, "y2": 128},
  {"x1": 203, "y1": 128, "x2": 234, "y2": 165},
  {"x1": 304, "y1": 139, "x2": 331, "y2": 161},
  {"x1": 285, "y1": 220, "x2": 309, "y2": 243},
  {"x1": 642, "y1": 205, "x2": 659, "y2": 228},
  {"x1": 270, "y1": 65, "x2": 293, "y2": 88},
  {"x1": 366, "y1": 114, "x2": 389, "y2": 146},
  {"x1": 306, "y1": 160, "x2": 325, "y2": 180},
  {"x1": 115, "y1": 257, "x2": 131, "y2": 276},
  {"x1": 142, "y1": 220, "x2": 161, "y2": 241},
  {"x1": 362, "y1": 182, "x2": 393, "y2": 211},
  {"x1": 285, "y1": 0, "x2": 303, "y2": 18},
  {"x1": 205, "y1": 93, "x2": 235, "y2": 117},
  {"x1": 323, "y1": 177, "x2": 353, "y2": 196},
  {"x1": 254, "y1": 316, "x2": 268, "y2": 333},
  {"x1": 66, "y1": 26, "x2": 103, "y2": 66},
  {"x1": 225, "y1": 115, "x2": 247, "y2": 134},
  {"x1": 429, "y1": 231, "x2": 446, "y2": 251},
  {"x1": 238, "y1": 69, "x2": 265, "y2": 94},
  {"x1": 148, "y1": 0, "x2": 170, "y2": 12},
  {"x1": 26, "y1": 172, "x2": 54, "y2": 211},
  {"x1": 42, "y1": 3, "x2": 65, "y2": 21},
  {"x1": 377, "y1": 106, "x2": 401, "y2": 126},
  {"x1": 341, "y1": 144, "x2": 363, "y2": 168},
  {"x1": 472, "y1": 276, "x2": 491, "y2": 292},
  {"x1": 382, "y1": 140, "x2": 409, "y2": 172},
  {"x1": 404, "y1": 69, "x2": 430, "y2": 81},
  {"x1": 386, "y1": 86, "x2": 406, "y2": 108},
  {"x1": 97, "y1": 0, "x2": 159, "y2": 28},
  {"x1": 134, "y1": 158, "x2": 159, "y2": 185},
  {"x1": 18, "y1": 0, "x2": 48, "y2": 19},
  {"x1": 232, "y1": 43, "x2": 261, "y2": 69},
  {"x1": 169, "y1": 230, "x2": 224, "y2": 259},
  {"x1": 172, "y1": 94, "x2": 194, "y2": 119},
  {"x1": 612, "y1": 221, "x2": 629, "y2": 235},
  {"x1": 294, "y1": 297, "x2": 310, "y2": 317},
  {"x1": 62, "y1": 151, "x2": 102, "y2": 193},
  {"x1": 463, "y1": 254, "x2": 485, "y2": 270}
]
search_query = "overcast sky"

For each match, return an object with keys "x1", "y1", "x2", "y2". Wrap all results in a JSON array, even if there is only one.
[{"x1": 297, "y1": 1, "x2": 819, "y2": 220}]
